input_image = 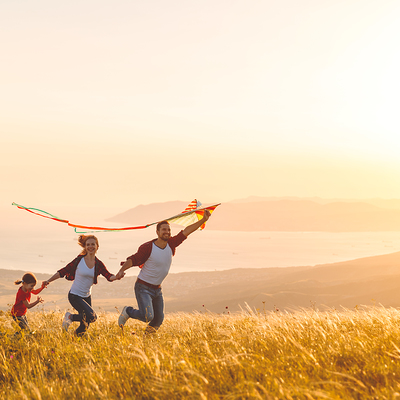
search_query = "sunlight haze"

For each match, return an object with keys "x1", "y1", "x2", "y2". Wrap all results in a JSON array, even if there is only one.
[
  {"x1": 2, "y1": 4, "x2": 400, "y2": 396},
  {"x1": 1, "y1": 0, "x2": 400, "y2": 210}
]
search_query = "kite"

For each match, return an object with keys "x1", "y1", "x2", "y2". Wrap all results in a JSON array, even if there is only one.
[{"x1": 12, "y1": 200, "x2": 220, "y2": 233}]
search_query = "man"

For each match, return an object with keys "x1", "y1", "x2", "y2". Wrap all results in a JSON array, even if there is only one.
[{"x1": 116, "y1": 209, "x2": 211, "y2": 332}]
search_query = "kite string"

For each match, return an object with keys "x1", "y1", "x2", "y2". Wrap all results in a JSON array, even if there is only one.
[
  {"x1": 12, "y1": 202, "x2": 68, "y2": 223},
  {"x1": 12, "y1": 201, "x2": 220, "y2": 234}
]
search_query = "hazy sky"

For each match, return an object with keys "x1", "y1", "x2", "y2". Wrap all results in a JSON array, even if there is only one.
[{"x1": 2, "y1": 0, "x2": 400, "y2": 214}]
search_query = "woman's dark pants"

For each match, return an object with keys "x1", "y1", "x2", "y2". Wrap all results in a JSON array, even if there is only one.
[{"x1": 68, "y1": 292, "x2": 97, "y2": 336}]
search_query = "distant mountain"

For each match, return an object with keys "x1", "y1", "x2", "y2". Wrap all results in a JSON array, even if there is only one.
[
  {"x1": 106, "y1": 200, "x2": 191, "y2": 226},
  {"x1": 106, "y1": 199, "x2": 400, "y2": 232},
  {"x1": 229, "y1": 196, "x2": 331, "y2": 204},
  {"x1": 230, "y1": 196, "x2": 400, "y2": 210}
]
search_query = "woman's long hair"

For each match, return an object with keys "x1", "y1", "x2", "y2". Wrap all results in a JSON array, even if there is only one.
[
  {"x1": 78, "y1": 235, "x2": 99, "y2": 256},
  {"x1": 15, "y1": 272, "x2": 37, "y2": 285}
]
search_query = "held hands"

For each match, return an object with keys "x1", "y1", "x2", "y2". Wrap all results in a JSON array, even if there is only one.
[
  {"x1": 41, "y1": 281, "x2": 49, "y2": 289},
  {"x1": 115, "y1": 270, "x2": 125, "y2": 280},
  {"x1": 110, "y1": 272, "x2": 125, "y2": 281}
]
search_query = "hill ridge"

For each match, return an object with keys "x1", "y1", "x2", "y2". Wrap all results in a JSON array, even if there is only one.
[
  {"x1": 106, "y1": 199, "x2": 400, "y2": 232},
  {"x1": 1, "y1": 251, "x2": 400, "y2": 313}
]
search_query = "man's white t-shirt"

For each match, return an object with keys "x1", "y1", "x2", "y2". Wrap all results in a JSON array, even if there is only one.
[
  {"x1": 137, "y1": 243, "x2": 173, "y2": 286},
  {"x1": 69, "y1": 258, "x2": 95, "y2": 297}
]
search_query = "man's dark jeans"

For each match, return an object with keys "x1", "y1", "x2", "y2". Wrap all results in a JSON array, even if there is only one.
[{"x1": 126, "y1": 280, "x2": 164, "y2": 329}]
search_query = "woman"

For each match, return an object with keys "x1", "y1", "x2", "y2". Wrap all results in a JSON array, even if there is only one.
[{"x1": 45, "y1": 234, "x2": 120, "y2": 336}]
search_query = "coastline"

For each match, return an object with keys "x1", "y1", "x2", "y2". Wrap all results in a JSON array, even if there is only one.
[{"x1": 2, "y1": 230, "x2": 400, "y2": 275}]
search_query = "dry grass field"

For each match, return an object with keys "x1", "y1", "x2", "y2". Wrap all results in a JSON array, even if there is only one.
[{"x1": 2, "y1": 307, "x2": 400, "y2": 399}]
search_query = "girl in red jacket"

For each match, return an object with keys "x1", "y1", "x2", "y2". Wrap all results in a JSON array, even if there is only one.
[{"x1": 11, "y1": 272, "x2": 46, "y2": 331}]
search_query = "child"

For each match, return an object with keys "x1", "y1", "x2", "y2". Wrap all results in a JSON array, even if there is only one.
[{"x1": 11, "y1": 272, "x2": 46, "y2": 331}]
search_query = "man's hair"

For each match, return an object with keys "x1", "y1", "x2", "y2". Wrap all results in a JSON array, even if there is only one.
[{"x1": 156, "y1": 220, "x2": 170, "y2": 231}]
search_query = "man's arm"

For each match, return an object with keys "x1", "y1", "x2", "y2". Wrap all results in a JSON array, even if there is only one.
[
  {"x1": 116, "y1": 241, "x2": 153, "y2": 279},
  {"x1": 116, "y1": 259, "x2": 132, "y2": 280},
  {"x1": 182, "y1": 209, "x2": 211, "y2": 237}
]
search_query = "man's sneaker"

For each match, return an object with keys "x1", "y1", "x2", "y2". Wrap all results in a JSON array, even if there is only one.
[
  {"x1": 62, "y1": 312, "x2": 72, "y2": 331},
  {"x1": 118, "y1": 306, "x2": 130, "y2": 328}
]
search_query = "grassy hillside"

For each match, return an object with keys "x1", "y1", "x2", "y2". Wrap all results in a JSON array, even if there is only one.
[
  {"x1": 1, "y1": 308, "x2": 400, "y2": 399},
  {"x1": 2, "y1": 251, "x2": 400, "y2": 314}
]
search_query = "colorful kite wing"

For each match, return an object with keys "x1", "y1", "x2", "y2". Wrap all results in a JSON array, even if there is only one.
[
  {"x1": 12, "y1": 200, "x2": 220, "y2": 233},
  {"x1": 163, "y1": 200, "x2": 220, "y2": 230}
]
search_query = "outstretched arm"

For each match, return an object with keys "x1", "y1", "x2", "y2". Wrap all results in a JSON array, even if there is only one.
[
  {"x1": 31, "y1": 281, "x2": 47, "y2": 295},
  {"x1": 116, "y1": 259, "x2": 132, "y2": 280},
  {"x1": 182, "y1": 209, "x2": 211, "y2": 237},
  {"x1": 117, "y1": 241, "x2": 153, "y2": 279},
  {"x1": 108, "y1": 274, "x2": 121, "y2": 281},
  {"x1": 44, "y1": 271, "x2": 61, "y2": 286},
  {"x1": 23, "y1": 296, "x2": 44, "y2": 309}
]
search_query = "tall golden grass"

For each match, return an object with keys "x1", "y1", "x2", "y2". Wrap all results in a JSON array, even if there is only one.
[{"x1": 1, "y1": 306, "x2": 400, "y2": 399}]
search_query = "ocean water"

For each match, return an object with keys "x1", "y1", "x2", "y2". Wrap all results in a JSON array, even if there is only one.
[{"x1": 1, "y1": 211, "x2": 400, "y2": 276}]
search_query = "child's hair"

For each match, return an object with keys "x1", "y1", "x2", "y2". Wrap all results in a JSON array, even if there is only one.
[
  {"x1": 78, "y1": 235, "x2": 99, "y2": 255},
  {"x1": 15, "y1": 272, "x2": 37, "y2": 286}
]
